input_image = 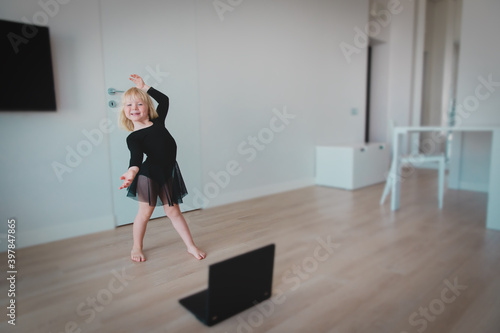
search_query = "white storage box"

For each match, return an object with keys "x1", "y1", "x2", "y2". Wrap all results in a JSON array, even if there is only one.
[{"x1": 316, "y1": 143, "x2": 390, "y2": 190}]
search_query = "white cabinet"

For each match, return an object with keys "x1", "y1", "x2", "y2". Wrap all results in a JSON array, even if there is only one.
[{"x1": 315, "y1": 143, "x2": 390, "y2": 190}]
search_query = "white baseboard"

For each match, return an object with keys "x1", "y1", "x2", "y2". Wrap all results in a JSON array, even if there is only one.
[
  {"x1": 205, "y1": 177, "x2": 315, "y2": 208},
  {"x1": 455, "y1": 181, "x2": 489, "y2": 193},
  {"x1": 16, "y1": 215, "x2": 116, "y2": 249},
  {"x1": 447, "y1": 181, "x2": 489, "y2": 193}
]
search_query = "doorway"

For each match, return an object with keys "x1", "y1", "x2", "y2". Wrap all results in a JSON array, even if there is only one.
[{"x1": 367, "y1": 39, "x2": 390, "y2": 144}]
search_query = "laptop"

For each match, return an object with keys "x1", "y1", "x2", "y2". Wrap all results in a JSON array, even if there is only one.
[{"x1": 179, "y1": 244, "x2": 275, "y2": 326}]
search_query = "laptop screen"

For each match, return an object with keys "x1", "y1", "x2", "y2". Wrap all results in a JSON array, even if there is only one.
[{"x1": 207, "y1": 244, "x2": 275, "y2": 324}]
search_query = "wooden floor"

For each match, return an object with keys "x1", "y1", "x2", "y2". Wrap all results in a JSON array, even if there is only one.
[{"x1": 1, "y1": 169, "x2": 500, "y2": 333}]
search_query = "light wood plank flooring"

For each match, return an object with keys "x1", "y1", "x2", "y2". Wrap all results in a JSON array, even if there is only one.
[{"x1": 1, "y1": 169, "x2": 499, "y2": 333}]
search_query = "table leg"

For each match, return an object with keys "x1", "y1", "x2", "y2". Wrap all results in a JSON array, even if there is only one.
[
  {"x1": 391, "y1": 130, "x2": 401, "y2": 211},
  {"x1": 486, "y1": 129, "x2": 500, "y2": 230}
]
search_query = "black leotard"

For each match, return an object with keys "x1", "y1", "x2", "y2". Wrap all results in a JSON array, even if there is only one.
[{"x1": 125, "y1": 87, "x2": 187, "y2": 207}]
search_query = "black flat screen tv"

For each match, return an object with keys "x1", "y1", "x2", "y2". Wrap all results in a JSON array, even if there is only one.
[{"x1": 1, "y1": 19, "x2": 57, "y2": 111}]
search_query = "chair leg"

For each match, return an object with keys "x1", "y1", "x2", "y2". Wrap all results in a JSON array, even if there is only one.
[
  {"x1": 380, "y1": 175, "x2": 392, "y2": 205},
  {"x1": 380, "y1": 163, "x2": 395, "y2": 205},
  {"x1": 438, "y1": 158, "x2": 445, "y2": 209}
]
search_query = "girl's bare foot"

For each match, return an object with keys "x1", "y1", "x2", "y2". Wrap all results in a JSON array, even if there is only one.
[
  {"x1": 131, "y1": 247, "x2": 146, "y2": 262},
  {"x1": 187, "y1": 246, "x2": 206, "y2": 260}
]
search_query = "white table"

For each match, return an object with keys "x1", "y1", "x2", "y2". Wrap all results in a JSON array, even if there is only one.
[{"x1": 390, "y1": 126, "x2": 500, "y2": 230}]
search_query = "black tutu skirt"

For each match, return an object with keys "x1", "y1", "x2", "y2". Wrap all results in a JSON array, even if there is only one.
[{"x1": 127, "y1": 161, "x2": 188, "y2": 207}]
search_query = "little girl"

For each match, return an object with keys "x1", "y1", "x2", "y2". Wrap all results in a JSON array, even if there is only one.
[{"x1": 119, "y1": 74, "x2": 206, "y2": 262}]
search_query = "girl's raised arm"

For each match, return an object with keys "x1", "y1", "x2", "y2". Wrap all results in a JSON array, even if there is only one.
[{"x1": 129, "y1": 73, "x2": 169, "y2": 120}]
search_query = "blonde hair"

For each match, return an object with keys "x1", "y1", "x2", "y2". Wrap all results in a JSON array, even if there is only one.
[{"x1": 118, "y1": 87, "x2": 158, "y2": 131}]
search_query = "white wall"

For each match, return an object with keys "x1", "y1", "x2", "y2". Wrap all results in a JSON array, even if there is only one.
[
  {"x1": 448, "y1": 0, "x2": 500, "y2": 192},
  {"x1": 0, "y1": 0, "x2": 371, "y2": 249},
  {"x1": 0, "y1": 0, "x2": 114, "y2": 249},
  {"x1": 195, "y1": 0, "x2": 369, "y2": 207},
  {"x1": 386, "y1": 0, "x2": 417, "y2": 128}
]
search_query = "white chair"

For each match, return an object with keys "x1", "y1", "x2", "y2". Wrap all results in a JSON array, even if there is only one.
[{"x1": 380, "y1": 122, "x2": 446, "y2": 209}]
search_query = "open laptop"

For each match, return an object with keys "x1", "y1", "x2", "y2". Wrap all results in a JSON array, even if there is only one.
[{"x1": 179, "y1": 244, "x2": 275, "y2": 326}]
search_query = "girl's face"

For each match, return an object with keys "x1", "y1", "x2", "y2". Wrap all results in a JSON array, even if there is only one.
[{"x1": 124, "y1": 98, "x2": 149, "y2": 123}]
